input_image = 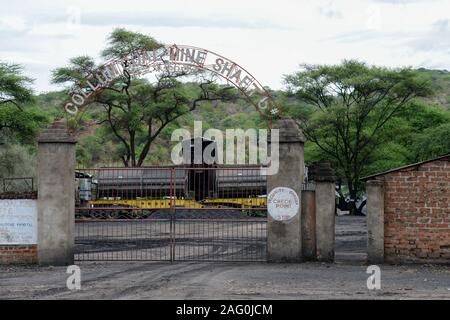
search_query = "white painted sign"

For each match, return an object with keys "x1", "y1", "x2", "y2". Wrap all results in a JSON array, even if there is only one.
[
  {"x1": 0, "y1": 199, "x2": 37, "y2": 244},
  {"x1": 267, "y1": 187, "x2": 300, "y2": 221}
]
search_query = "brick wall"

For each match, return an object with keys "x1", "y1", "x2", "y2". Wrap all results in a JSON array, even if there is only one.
[
  {"x1": 380, "y1": 159, "x2": 450, "y2": 264},
  {"x1": 0, "y1": 245, "x2": 37, "y2": 264}
]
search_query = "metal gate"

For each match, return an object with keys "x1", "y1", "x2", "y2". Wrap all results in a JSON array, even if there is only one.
[{"x1": 74, "y1": 167, "x2": 267, "y2": 262}]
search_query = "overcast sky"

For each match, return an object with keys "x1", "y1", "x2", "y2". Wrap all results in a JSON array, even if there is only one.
[{"x1": 1, "y1": 0, "x2": 449, "y2": 93}]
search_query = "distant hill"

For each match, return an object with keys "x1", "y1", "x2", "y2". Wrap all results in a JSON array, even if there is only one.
[
  {"x1": 35, "y1": 89, "x2": 263, "y2": 133},
  {"x1": 33, "y1": 67, "x2": 450, "y2": 166},
  {"x1": 34, "y1": 88, "x2": 264, "y2": 166},
  {"x1": 35, "y1": 67, "x2": 450, "y2": 120},
  {"x1": 416, "y1": 68, "x2": 450, "y2": 109}
]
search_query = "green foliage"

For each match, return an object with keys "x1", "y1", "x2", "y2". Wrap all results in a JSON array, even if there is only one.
[
  {"x1": 101, "y1": 28, "x2": 162, "y2": 60},
  {"x1": 413, "y1": 123, "x2": 450, "y2": 160},
  {"x1": 0, "y1": 62, "x2": 34, "y2": 107},
  {"x1": 0, "y1": 144, "x2": 36, "y2": 179},
  {"x1": 0, "y1": 61, "x2": 48, "y2": 183},
  {"x1": 0, "y1": 61, "x2": 46, "y2": 145},
  {"x1": 388, "y1": 102, "x2": 450, "y2": 160},
  {"x1": 76, "y1": 134, "x2": 104, "y2": 166},
  {"x1": 38, "y1": 63, "x2": 450, "y2": 171},
  {"x1": 2, "y1": 44, "x2": 449, "y2": 193},
  {"x1": 362, "y1": 142, "x2": 411, "y2": 176},
  {"x1": 298, "y1": 66, "x2": 450, "y2": 204},
  {"x1": 51, "y1": 56, "x2": 96, "y2": 85},
  {"x1": 285, "y1": 60, "x2": 433, "y2": 213},
  {"x1": 52, "y1": 28, "x2": 239, "y2": 166},
  {"x1": 416, "y1": 68, "x2": 450, "y2": 110},
  {"x1": 0, "y1": 105, "x2": 47, "y2": 145}
]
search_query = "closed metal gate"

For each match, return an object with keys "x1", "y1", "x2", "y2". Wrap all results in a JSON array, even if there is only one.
[{"x1": 75, "y1": 167, "x2": 267, "y2": 262}]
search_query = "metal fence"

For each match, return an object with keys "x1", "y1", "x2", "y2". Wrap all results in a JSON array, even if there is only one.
[
  {"x1": 0, "y1": 177, "x2": 37, "y2": 199},
  {"x1": 75, "y1": 166, "x2": 267, "y2": 262},
  {"x1": 2, "y1": 177, "x2": 35, "y2": 193}
]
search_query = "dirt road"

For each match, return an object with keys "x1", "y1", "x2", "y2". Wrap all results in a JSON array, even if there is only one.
[
  {"x1": 1, "y1": 216, "x2": 449, "y2": 299},
  {"x1": 335, "y1": 215, "x2": 367, "y2": 263},
  {"x1": 1, "y1": 261, "x2": 449, "y2": 299}
]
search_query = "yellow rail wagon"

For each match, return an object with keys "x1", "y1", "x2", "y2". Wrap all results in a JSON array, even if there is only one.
[{"x1": 76, "y1": 166, "x2": 267, "y2": 214}]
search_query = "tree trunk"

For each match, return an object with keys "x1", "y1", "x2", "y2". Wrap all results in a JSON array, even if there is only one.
[{"x1": 129, "y1": 131, "x2": 136, "y2": 167}]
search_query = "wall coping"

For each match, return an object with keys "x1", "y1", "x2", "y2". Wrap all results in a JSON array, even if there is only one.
[
  {"x1": 37, "y1": 119, "x2": 77, "y2": 144},
  {"x1": 269, "y1": 117, "x2": 306, "y2": 144}
]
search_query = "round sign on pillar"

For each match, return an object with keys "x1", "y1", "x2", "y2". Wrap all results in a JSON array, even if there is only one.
[{"x1": 267, "y1": 187, "x2": 300, "y2": 221}]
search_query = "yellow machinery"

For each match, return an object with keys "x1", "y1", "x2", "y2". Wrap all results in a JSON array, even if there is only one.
[{"x1": 89, "y1": 197, "x2": 267, "y2": 210}]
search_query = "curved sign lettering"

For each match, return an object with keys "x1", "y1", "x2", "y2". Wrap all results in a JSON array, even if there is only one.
[{"x1": 64, "y1": 44, "x2": 279, "y2": 122}]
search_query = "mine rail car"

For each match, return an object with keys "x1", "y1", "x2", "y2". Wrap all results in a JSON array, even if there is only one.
[
  {"x1": 94, "y1": 167, "x2": 187, "y2": 199},
  {"x1": 76, "y1": 166, "x2": 268, "y2": 212}
]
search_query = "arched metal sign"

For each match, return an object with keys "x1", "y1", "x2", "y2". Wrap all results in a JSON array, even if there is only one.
[{"x1": 64, "y1": 44, "x2": 279, "y2": 125}]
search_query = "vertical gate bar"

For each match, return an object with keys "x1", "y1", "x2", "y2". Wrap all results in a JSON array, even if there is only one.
[
  {"x1": 202, "y1": 169, "x2": 205, "y2": 260},
  {"x1": 139, "y1": 209, "x2": 142, "y2": 261},
  {"x1": 174, "y1": 167, "x2": 177, "y2": 262},
  {"x1": 170, "y1": 168, "x2": 175, "y2": 263}
]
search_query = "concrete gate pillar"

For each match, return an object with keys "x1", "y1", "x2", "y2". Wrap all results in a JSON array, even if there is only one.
[
  {"x1": 37, "y1": 119, "x2": 77, "y2": 265},
  {"x1": 267, "y1": 118, "x2": 305, "y2": 262},
  {"x1": 311, "y1": 162, "x2": 336, "y2": 262},
  {"x1": 366, "y1": 179, "x2": 384, "y2": 264}
]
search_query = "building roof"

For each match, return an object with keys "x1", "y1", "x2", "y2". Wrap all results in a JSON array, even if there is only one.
[{"x1": 360, "y1": 153, "x2": 450, "y2": 181}]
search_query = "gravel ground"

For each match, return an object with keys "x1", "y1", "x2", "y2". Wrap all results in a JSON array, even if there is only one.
[
  {"x1": 335, "y1": 215, "x2": 367, "y2": 263},
  {"x1": 0, "y1": 261, "x2": 449, "y2": 299},
  {"x1": 1, "y1": 216, "x2": 449, "y2": 300}
]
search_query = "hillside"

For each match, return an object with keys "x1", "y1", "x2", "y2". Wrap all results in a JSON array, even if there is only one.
[
  {"x1": 33, "y1": 67, "x2": 450, "y2": 167},
  {"x1": 417, "y1": 68, "x2": 450, "y2": 109},
  {"x1": 35, "y1": 89, "x2": 264, "y2": 166}
]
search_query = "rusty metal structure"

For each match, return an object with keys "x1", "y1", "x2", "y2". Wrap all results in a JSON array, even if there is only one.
[
  {"x1": 1, "y1": 177, "x2": 35, "y2": 193},
  {"x1": 63, "y1": 44, "x2": 279, "y2": 127},
  {"x1": 0, "y1": 177, "x2": 36, "y2": 200}
]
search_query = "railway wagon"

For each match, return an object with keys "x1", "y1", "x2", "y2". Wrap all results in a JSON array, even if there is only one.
[
  {"x1": 91, "y1": 166, "x2": 267, "y2": 201},
  {"x1": 76, "y1": 138, "x2": 268, "y2": 210},
  {"x1": 95, "y1": 167, "x2": 187, "y2": 199},
  {"x1": 215, "y1": 167, "x2": 266, "y2": 198},
  {"x1": 82, "y1": 167, "x2": 266, "y2": 201}
]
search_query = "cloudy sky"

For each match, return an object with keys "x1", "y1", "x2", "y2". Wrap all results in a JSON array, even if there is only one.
[{"x1": 1, "y1": 0, "x2": 449, "y2": 93}]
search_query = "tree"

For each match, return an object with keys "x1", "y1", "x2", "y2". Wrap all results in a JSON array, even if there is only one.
[
  {"x1": 52, "y1": 28, "x2": 238, "y2": 166},
  {"x1": 412, "y1": 122, "x2": 450, "y2": 160},
  {"x1": 0, "y1": 107, "x2": 47, "y2": 145},
  {"x1": 342, "y1": 101, "x2": 450, "y2": 177},
  {"x1": 0, "y1": 62, "x2": 34, "y2": 109},
  {"x1": 0, "y1": 62, "x2": 46, "y2": 145},
  {"x1": 0, "y1": 144, "x2": 36, "y2": 179},
  {"x1": 285, "y1": 60, "x2": 431, "y2": 214}
]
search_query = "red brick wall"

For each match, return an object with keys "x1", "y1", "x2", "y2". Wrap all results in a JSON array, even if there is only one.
[
  {"x1": 381, "y1": 159, "x2": 450, "y2": 264},
  {"x1": 0, "y1": 245, "x2": 37, "y2": 264}
]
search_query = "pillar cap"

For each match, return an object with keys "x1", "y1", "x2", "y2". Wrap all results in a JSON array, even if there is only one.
[
  {"x1": 37, "y1": 119, "x2": 77, "y2": 143},
  {"x1": 366, "y1": 179, "x2": 384, "y2": 186},
  {"x1": 308, "y1": 161, "x2": 337, "y2": 182},
  {"x1": 271, "y1": 117, "x2": 305, "y2": 143}
]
